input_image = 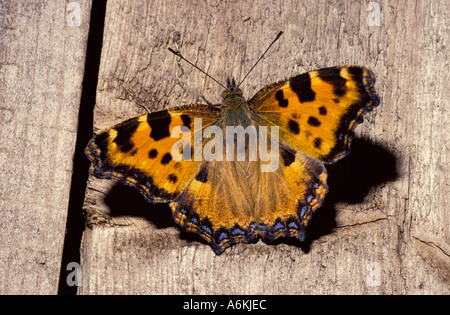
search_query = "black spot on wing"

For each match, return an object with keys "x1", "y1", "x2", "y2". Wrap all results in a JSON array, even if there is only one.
[
  {"x1": 161, "y1": 152, "x2": 172, "y2": 165},
  {"x1": 181, "y1": 114, "x2": 192, "y2": 129},
  {"x1": 280, "y1": 147, "x2": 295, "y2": 167},
  {"x1": 195, "y1": 165, "x2": 208, "y2": 183},
  {"x1": 318, "y1": 67, "x2": 347, "y2": 97},
  {"x1": 275, "y1": 90, "x2": 288, "y2": 107},
  {"x1": 149, "y1": 148, "x2": 158, "y2": 159},
  {"x1": 148, "y1": 110, "x2": 171, "y2": 141},
  {"x1": 307, "y1": 116, "x2": 321, "y2": 127},
  {"x1": 289, "y1": 72, "x2": 316, "y2": 103},
  {"x1": 168, "y1": 173, "x2": 178, "y2": 183},
  {"x1": 318, "y1": 106, "x2": 327, "y2": 116},
  {"x1": 347, "y1": 66, "x2": 363, "y2": 78},
  {"x1": 314, "y1": 137, "x2": 322, "y2": 149},
  {"x1": 288, "y1": 120, "x2": 300, "y2": 134},
  {"x1": 113, "y1": 120, "x2": 139, "y2": 153}
]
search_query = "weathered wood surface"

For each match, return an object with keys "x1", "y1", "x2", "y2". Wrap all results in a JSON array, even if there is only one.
[
  {"x1": 81, "y1": 0, "x2": 449, "y2": 294},
  {"x1": 0, "y1": 1, "x2": 91, "y2": 294}
]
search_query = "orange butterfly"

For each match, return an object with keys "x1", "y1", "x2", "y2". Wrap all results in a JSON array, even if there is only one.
[{"x1": 85, "y1": 32, "x2": 380, "y2": 254}]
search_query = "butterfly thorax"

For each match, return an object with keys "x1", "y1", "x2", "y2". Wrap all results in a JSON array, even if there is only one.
[
  {"x1": 221, "y1": 94, "x2": 253, "y2": 126},
  {"x1": 220, "y1": 78, "x2": 253, "y2": 126}
]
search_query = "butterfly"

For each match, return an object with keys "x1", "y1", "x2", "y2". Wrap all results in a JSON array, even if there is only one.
[{"x1": 85, "y1": 34, "x2": 380, "y2": 254}]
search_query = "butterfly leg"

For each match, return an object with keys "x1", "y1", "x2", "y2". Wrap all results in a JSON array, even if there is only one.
[{"x1": 200, "y1": 95, "x2": 221, "y2": 108}]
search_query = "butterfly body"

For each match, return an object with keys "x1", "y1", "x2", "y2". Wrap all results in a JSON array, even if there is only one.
[
  {"x1": 219, "y1": 80, "x2": 252, "y2": 126},
  {"x1": 86, "y1": 65, "x2": 380, "y2": 254}
]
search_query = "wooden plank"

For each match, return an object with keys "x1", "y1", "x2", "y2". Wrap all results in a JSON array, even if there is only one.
[
  {"x1": 0, "y1": 1, "x2": 91, "y2": 294},
  {"x1": 80, "y1": 0, "x2": 449, "y2": 294}
]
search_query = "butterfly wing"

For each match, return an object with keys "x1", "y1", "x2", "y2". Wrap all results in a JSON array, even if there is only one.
[
  {"x1": 242, "y1": 66, "x2": 380, "y2": 246},
  {"x1": 170, "y1": 158, "x2": 260, "y2": 254},
  {"x1": 85, "y1": 104, "x2": 221, "y2": 203},
  {"x1": 248, "y1": 66, "x2": 380, "y2": 163},
  {"x1": 169, "y1": 141, "x2": 329, "y2": 254},
  {"x1": 255, "y1": 145, "x2": 329, "y2": 243}
]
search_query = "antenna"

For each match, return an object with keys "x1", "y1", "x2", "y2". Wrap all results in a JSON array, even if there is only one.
[
  {"x1": 237, "y1": 30, "x2": 284, "y2": 88},
  {"x1": 166, "y1": 47, "x2": 228, "y2": 90},
  {"x1": 166, "y1": 30, "x2": 284, "y2": 91}
]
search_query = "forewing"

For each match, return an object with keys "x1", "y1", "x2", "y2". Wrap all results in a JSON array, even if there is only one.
[
  {"x1": 248, "y1": 66, "x2": 380, "y2": 163},
  {"x1": 85, "y1": 104, "x2": 221, "y2": 202}
]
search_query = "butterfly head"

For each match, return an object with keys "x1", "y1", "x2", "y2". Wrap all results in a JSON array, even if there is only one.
[{"x1": 221, "y1": 78, "x2": 244, "y2": 108}]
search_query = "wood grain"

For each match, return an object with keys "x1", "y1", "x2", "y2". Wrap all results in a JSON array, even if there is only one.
[
  {"x1": 80, "y1": 0, "x2": 449, "y2": 294},
  {"x1": 0, "y1": 1, "x2": 91, "y2": 294}
]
